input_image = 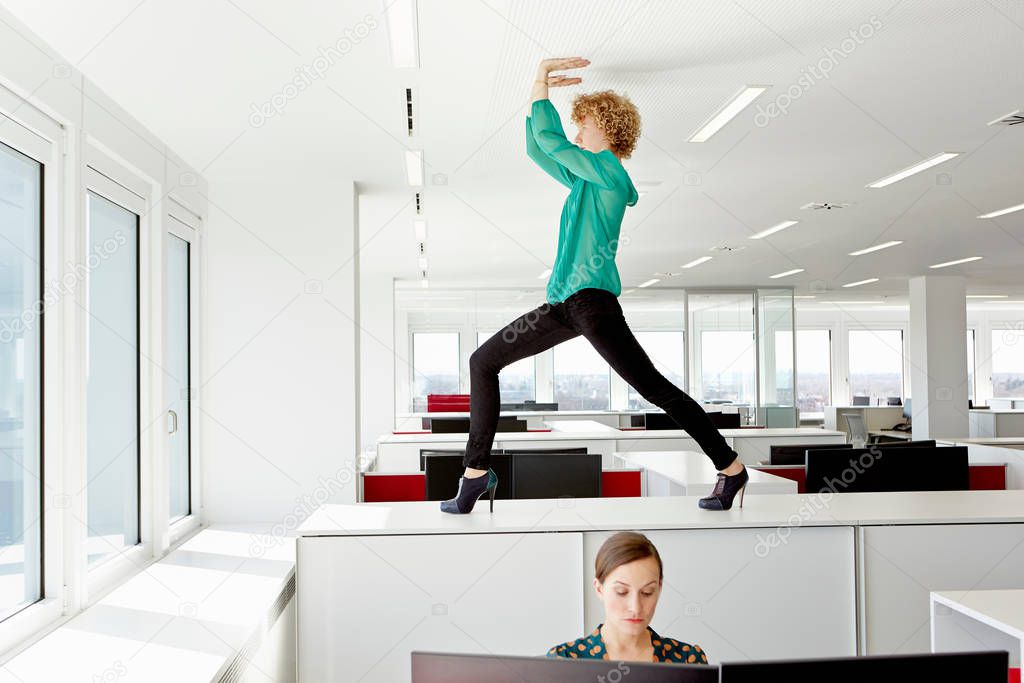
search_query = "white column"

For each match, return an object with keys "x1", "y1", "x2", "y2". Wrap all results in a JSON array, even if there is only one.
[{"x1": 909, "y1": 275, "x2": 968, "y2": 439}]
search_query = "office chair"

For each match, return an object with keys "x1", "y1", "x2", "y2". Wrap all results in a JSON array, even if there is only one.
[{"x1": 842, "y1": 412, "x2": 868, "y2": 448}]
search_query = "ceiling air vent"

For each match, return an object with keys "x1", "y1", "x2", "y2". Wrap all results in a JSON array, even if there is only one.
[
  {"x1": 987, "y1": 109, "x2": 1023, "y2": 126},
  {"x1": 800, "y1": 202, "x2": 850, "y2": 210},
  {"x1": 415, "y1": 192, "x2": 422, "y2": 214},
  {"x1": 709, "y1": 245, "x2": 746, "y2": 253}
]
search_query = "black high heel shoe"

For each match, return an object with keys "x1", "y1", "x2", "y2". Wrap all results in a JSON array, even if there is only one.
[
  {"x1": 440, "y1": 468, "x2": 498, "y2": 514},
  {"x1": 698, "y1": 465, "x2": 749, "y2": 510}
]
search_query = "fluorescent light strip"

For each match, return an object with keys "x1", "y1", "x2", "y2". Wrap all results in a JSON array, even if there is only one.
[
  {"x1": 688, "y1": 85, "x2": 770, "y2": 143},
  {"x1": 930, "y1": 256, "x2": 982, "y2": 269},
  {"x1": 866, "y1": 152, "x2": 959, "y2": 188},
  {"x1": 538, "y1": 268, "x2": 551, "y2": 279},
  {"x1": 842, "y1": 278, "x2": 879, "y2": 288},
  {"x1": 848, "y1": 240, "x2": 903, "y2": 256},
  {"x1": 793, "y1": 295, "x2": 816, "y2": 299},
  {"x1": 384, "y1": 0, "x2": 420, "y2": 68},
  {"x1": 987, "y1": 109, "x2": 1020, "y2": 126},
  {"x1": 978, "y1": 202, "x2": 1024, "y2": 219},
  {"x1": 638, "y1": 278, "x2": 660, "y2": 288},
  {"x1": 681, "y1": 256, "x2": 713, "y2": 268},
  {"x1": 750, "y1": 220, "x2": 798, "y2": 240},
  {"x1": 966, "y1": 294, "x2": 1007, "y2": 299},
  {"x1": 414, "y1": 219, "x2": 427, "y2": 241},
  {"x1": 817, "y1": 299, "x2": 884, "y2": 305},
  {"x1": 405, "y1": 149, "x2": 423, "y2": 185},
  {"x1": 770, "y1": 268, "x2": 804, "y2": 279}
]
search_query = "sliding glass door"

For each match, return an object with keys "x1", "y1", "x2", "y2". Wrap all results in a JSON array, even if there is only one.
[{"x1": 165, "y1": 217, "x2": 194, "y2": 522}]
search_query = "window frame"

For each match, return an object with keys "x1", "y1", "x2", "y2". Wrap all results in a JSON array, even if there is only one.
[
  {"x1": 0, "y1": 86, "x2": 65, "y2": 653},
  {"x1": 845, "y1": 325, "x2": 906, "y2": 405}
]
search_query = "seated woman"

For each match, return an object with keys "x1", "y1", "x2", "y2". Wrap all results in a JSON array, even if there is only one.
[{"x1": 546, "y1": 531, "x2": 709, "y2": 664}]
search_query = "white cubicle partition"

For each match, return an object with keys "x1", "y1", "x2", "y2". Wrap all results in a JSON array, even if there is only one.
[
  {"x1": 970, "y1": 409, "x2": 1024, "y2": 438},
  {"x1": 295, "y1": 490, "x2": 1024, "y2": 681},
  {"x1": 373, "y1": 427, "x2": 847, "y2": 472}
]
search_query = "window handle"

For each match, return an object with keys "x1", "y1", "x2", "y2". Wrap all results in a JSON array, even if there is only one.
[{"x1": 168, "y1": 410, "x2": 178, "y2": 435}]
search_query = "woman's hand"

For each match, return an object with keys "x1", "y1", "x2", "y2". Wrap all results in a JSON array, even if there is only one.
[{"x1": 537, "y1": 57, "x2": 590, "y2": 87}]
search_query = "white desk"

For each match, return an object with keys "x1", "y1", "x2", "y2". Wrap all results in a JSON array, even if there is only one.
[
  {"x1": 613, "y1": 450, "x2": 798, "y2": 497},
  {"x1": 931, "y1": 590, "x2": 1024, "y2": 667},
  {"x1": 543, "y1": 418, "x2": 620, "y2": 433},
  {"x1": 970, "y1": 409, "x2": 1024, "y2": 438},
  {"x1": 987, "y1": 398, "x2": 1024, "y2": 411},
  {"x1": 936, "y1": 439, "x2": 1024, "y2": 490},
  {"x1": 374, "y1": 427, "x2": 847, "y2": 472},
  {"x1": 824, "y1": 406, "x2": 905, "y2": 435},
  {"x1": 296, "y1": 491, "x2": 1024, "y2": 681}
]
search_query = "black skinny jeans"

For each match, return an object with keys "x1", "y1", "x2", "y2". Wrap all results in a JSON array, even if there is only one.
[{"x1": 463, "y1": 287, "x2": 739, "y2": 471}]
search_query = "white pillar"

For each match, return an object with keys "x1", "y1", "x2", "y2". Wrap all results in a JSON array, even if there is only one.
[{"x1": 908, "y1": 275, "x2": 968, "y2": 439}]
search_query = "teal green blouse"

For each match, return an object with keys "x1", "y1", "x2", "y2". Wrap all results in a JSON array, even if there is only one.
[
  {"x1": 546, "y1": 623, "x2": 710, "y2": 664},
  {"x1": 525, "y1": 98, "x2": 639, "y2": 305}
]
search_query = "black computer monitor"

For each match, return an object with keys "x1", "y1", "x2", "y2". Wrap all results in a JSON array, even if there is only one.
[
  {"x1": 805, "y1": 445, "x2": 968, "y2": 494},
  {"x1": 886, "y1": 396, "x2": 902, "y2": 406},
  {"x1": 873, "y1": 439, "x2": 936, "y2": 448},
  {"x1": 644, "y1": 412, "x2": 679, "y2": 430},
  {"x1": 429, "y1": 416, "x2": 526, "y2": 433},
  {"x1": 852, "y1": 395, "x2": 871, "y2": 406},
  {"x1": 512, "y1": 451, "x2": 601, "y2": 499},
  {"x1": 769, "y1": 443, "x2": 853, "y2": 466},
  {"x1": 412, "y1": 651, "x2": 717, "y2": 683},
  {"x1": 422, "y1": 451, "x2": 514, "y2": 501},
  {"x1": 707, "y1": 411, "x2": 741, "y2": 428},
  {"x1": 903, "y1": 397, "x2": 912, "y2": 420},
  {"x1": 720, "y1": 651, "x2": 1007, "y2": 682}
]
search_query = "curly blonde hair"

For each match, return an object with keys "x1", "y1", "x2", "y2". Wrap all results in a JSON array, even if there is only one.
[{"x1": 571, "y1": 90, "x2": 641, "y2": 160}]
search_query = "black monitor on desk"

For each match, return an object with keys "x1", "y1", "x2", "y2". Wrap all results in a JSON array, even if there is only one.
[
  {"x1": 644, "y1": 412, "x2": 679, "y2": 430},
  {"x1": 708, "y1": 411, "x2": 742, "y2": 428},
  {"x1": 422, "y1": 451, "x2": 514, "y2": 501},
  {"x1": 805, "y1": 445, "x2": 968, "y2": 494},
  {"x1": 769, "y1": 443, "x2": 853, "y2": 466},
  {"x1": 720, "y1": 650, "x2": 1007, "y2": 682},
  {"x1": 512, "y1": 451, "x2": 601, "y2": 499},
  {"x1": 429, "y1": 416, "x2": 527, "y2": 433},
  {"x1": 412, "y1": 651, "x2": 717, "y2": 683}
]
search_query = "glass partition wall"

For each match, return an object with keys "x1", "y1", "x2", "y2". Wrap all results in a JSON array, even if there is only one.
[{"x1": 395, "y1": 285, "x2": 796, "y2": 425}]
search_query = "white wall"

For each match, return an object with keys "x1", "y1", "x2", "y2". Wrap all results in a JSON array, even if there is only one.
[{"x1": 202, "y1": 176, "x2": 358, "y2": 522}]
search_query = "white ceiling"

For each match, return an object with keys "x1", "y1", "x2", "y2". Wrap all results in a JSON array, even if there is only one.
[{"x1": 5, "y1": 0, "x2": 1024, "y2": 299}]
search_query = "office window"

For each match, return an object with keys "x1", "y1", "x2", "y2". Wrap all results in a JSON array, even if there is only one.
[
  {"x1": 0, "y1": 141, "x2": 42, "y2": 621},
  {"x1": 553, "y1": 336, "x2": 610, "y2": 409},
  {"x1": 699, "y1": 331, "x2": 756, "y2": 404},
  {"x1": 966, "y1": 329, "x2": 975, "y2": 402},
  {"x1": 412, "y1": 332, "x2": 460, "y2": 402},
  {"x1": 86, "y1": 191, "x2": 140, "y2": 567},
  {"x1": 476, "y1": 332, "x2": 535, "y2": 402},
  {"x1": 795, "y1": 329, "x2": 832, "y2": 416},
  {"x1": 848, "y1": 329, "x2": 903, "y2": 404},
  {"x1": 166, "y1": 232, "x2": 191, "y2": 521},
  {"x1": 991, "y1": 324, "x2": 1024, "y2": 398},
  {"x1": 627, "y1": 331, "x2": 685, "y2": 409}
]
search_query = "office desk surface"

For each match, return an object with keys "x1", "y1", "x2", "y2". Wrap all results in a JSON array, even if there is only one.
[
  {"x1": 297, "y1": 489, "x2": 1024, "y2": 536},
  {"x1": 615, "y1": 450, "x2": 797, "y2": 494},
  {"x1": 932, "y1": 590, "x2": 1024, "y2": 639},
  {"x1": 378, "y1": 426, "x2": 844, "y2": 444},
  {"x1": 544, "y1": 419, "x2": 620, "y2": 433}
]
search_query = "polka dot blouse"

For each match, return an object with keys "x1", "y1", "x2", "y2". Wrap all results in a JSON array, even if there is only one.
[{"x1": 546, "y1": 623, "x2": 709, "y2": 664}]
